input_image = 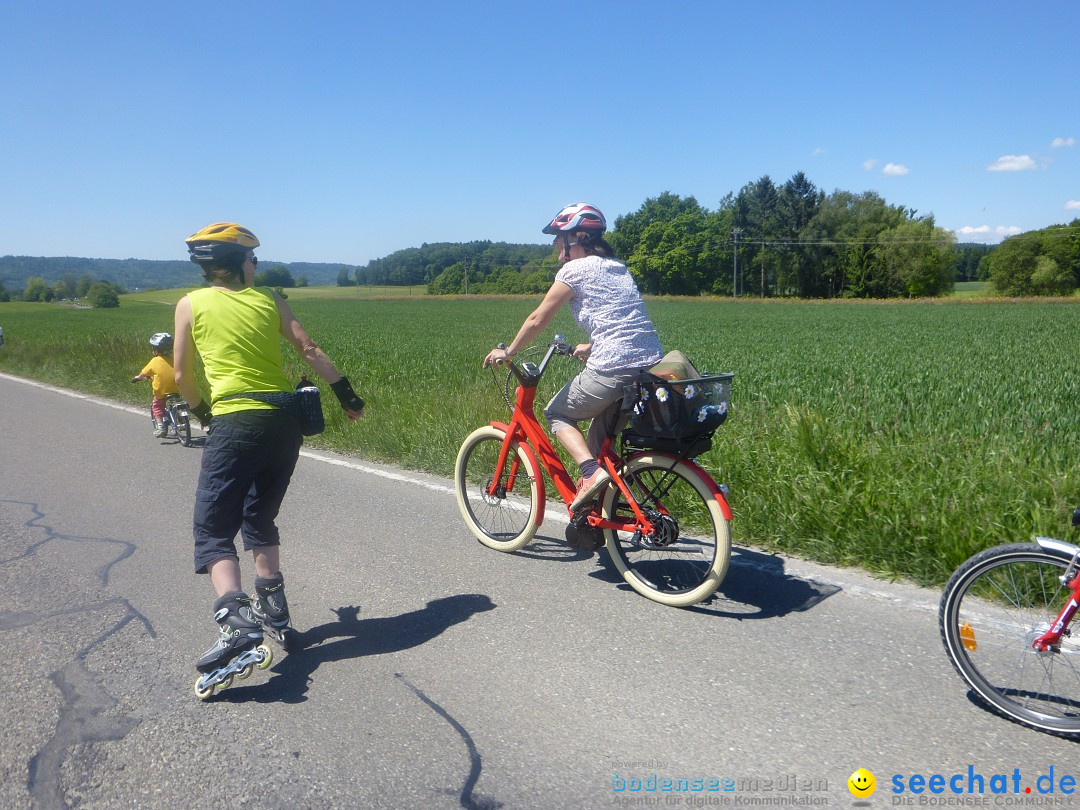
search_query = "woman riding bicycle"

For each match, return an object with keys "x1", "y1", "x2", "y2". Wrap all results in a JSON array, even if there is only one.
[{"x1": 483, "y1": 203, "x2": 663, "y2": 511}]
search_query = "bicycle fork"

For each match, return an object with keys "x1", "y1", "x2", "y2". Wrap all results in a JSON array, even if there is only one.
[{"x1": 1031, "y1": 539, "x2": 1080, "y2": 653}]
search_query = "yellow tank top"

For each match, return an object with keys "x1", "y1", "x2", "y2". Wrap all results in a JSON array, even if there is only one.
[{"x1": 187, "y1": 287, "x2": 293, "y2": 414}]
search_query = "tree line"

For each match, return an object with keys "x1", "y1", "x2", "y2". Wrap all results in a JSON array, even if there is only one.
[
  {"x1": 2, "y1": 266, "x2": 310, "y2": 307},
  {"x1": 400, "y1": 174, "x2": 1078, "y2": 299},
  {"x1": 6, "y1": 172, "x2": 1077, "y2": 300},
  {"x1": 0, "y1": 255, "x2": 347, "y2": 294},
  {"x1": 982, "y1": 221, "x2": 1080, "y2": 295},
  {"x1": 5, "y1": 274, "x2": 126, "y2": 307},
  {"x1": 350, "y1": 241, "x2": 555, "y2": 292},
  {"x1": 419, "y1": 175, "x2": 964, "y2": 298}
]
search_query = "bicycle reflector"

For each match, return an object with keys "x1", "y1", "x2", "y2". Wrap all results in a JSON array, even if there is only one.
[{"x1": 960, "y1": 623, "x2": 977, "y2": 652}]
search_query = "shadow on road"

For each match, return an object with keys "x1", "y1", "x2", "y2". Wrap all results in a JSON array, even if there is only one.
[
  {"x1": 586, "y1": 543, "x2": 841, "y2": 619},
  {"x1": 506, "y1": 531, "x2": 841, "y2": 619},
  {"x1": 158, "y1": 435, "x2": 207, "y2": 449},
  {"x1": 507, "y1": 535, "x2": 594, "y2": 563},
  {"x1": 689, "y1": 546, "x2": 842, "y2": 618},
  {"x1": 211, "y1": 593, "x2": 496, "y2": 703}
]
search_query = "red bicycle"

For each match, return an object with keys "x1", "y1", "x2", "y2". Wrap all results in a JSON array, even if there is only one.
[
  {"x1": 939, "y1": 511, "x2": 1080, "y2": 736},
  {"x1": 454, "y1": 336, "x2": 734, "y2": 607}
]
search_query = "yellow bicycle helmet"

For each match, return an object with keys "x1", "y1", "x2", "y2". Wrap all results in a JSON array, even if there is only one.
[{"x1": 185, "y1": 222, "x2": 260, "y2": 263}]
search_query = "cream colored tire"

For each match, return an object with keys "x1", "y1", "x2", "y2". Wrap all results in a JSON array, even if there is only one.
[{"x1": 455, "y1": 426, "x2": 541, "y2": 551}]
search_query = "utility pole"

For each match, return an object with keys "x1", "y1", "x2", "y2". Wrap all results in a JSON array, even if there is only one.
[
  {"x1": 731, "y1": 228, "x2": 742, "y2": 297},
  {"x1": 760, "y1": 241, "x2": 765, "y2": 299}
]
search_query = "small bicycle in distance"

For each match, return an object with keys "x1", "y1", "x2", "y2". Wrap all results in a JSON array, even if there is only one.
[
  {"x1": 151, "y1": 393, "x2": 194, "y2": 447},
  {"x1": 454, "y1": 335, "x2": 734, "y2": 607},
  {"x1": 939, "y1": 509, "x2": 1080, "y2": 736}
]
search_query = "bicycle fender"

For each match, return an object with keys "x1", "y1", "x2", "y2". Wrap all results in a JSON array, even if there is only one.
[
  {"x1": 490, "y1": 421, "x2": 546, "y2": 527},
  {"x1": 1035, "y1": 536, "x2": 1080, "y2": 558},
  {"x1": 643, "y1": 453, "x2": 733, "y2": 522}
]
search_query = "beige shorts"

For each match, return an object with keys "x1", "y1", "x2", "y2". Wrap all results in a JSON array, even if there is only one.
[{"x1": 543, "y1": 366, "x2": 642, "y2": 456}]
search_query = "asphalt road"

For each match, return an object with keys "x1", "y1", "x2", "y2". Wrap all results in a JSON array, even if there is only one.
[{"x1": 0, "y1": 372, "x2": 1076, "y2": 810}]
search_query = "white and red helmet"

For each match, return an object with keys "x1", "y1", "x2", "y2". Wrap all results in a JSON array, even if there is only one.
[{"x1": 542, "y1": 203, "x2": 607, "y2": 236}]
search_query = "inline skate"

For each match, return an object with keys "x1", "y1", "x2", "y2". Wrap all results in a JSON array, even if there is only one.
[
  {"x1": 251, "y1": 572, "x2": 298, "y2": 652},
  {"x1": 193, "y1": 592, "x2": 273, "y2": 700}
]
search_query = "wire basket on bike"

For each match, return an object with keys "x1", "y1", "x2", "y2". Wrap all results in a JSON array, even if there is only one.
[{"x1": 622, "y1": 350, "x2": 733, "y2": 447}]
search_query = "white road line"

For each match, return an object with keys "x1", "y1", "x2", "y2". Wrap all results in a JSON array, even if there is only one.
[{"x1": 0, "y1": 371, "x2": 459, "y2": 494}]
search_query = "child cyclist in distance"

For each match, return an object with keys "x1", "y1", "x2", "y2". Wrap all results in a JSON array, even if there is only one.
[
  {"x1": 174, "y1": 222, "x2": 365, "y2": 697},
  {"x1": 483, "y1": 203, "x2": 664, "y2": 512},
  {"x1": 131, "y1": 332, "x2": 179, "y2": 438}
]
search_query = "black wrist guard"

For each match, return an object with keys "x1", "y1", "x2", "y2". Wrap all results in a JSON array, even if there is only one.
[
  {"x1": 190, "y1": 400, "x2": 212, "y2": 426},
  {"x1": 330, "y1": 377, "x2": 364, "y2": 412}
]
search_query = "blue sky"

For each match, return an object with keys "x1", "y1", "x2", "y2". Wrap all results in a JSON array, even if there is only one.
[{"x1": 1, "y1": 1, "x2": 1076, "y2": 264}]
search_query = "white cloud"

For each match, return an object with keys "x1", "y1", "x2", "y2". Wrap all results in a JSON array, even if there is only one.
[
  {"x1": 953, "y1": 225, "x2": 1022, "y2": 244},
  {"x1": 1066, "y1": 200, "x2": 1080, "y2": 210},
  {"x1": 882, "y1": 162, "x2": 909, "y2": 176},
  {"x1": 862, "y1": 159, "x2": 877, "y2": 171},
  {"x1": 1052, "y1": 137, "x2": 1075, "y2": 148},
  {"x1": 811, "y1": 147, "x2": 826, "y2": 157},
  {"x1": 987, "y1": 154, "x2": 1037, "y2": 172}
]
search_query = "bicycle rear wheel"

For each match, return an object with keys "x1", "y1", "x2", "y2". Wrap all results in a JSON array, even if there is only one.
[
  {"x1": 455, "y1": 426, "x2": 540, "y2": 552},
  {"x1": 939, "y1": 543, "x2": 1080, "y2": 736},
  {"x1": 176, "y1": 411, "x2": 192, "y2": 446},
  {"x1": 601, "y1": 454, "x2": 730, "y2": 607}
]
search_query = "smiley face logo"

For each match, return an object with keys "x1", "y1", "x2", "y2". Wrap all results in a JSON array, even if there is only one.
[{"x1": 848, "y1": 768, "x2": 876, "y2": 798}]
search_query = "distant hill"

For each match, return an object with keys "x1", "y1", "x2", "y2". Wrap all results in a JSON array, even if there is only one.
[{"x1": 0, "y1": 255, "x2": 353, "y2": 292}]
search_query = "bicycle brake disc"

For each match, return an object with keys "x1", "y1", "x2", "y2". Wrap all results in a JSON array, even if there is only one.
[{"x1": 638, "y1": 511, "x2": 680, "y2": 548}]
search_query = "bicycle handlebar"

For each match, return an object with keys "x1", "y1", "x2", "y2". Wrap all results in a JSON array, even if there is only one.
[{"x1": 494, "y1": 335, "x2": 573, "y2": 388}]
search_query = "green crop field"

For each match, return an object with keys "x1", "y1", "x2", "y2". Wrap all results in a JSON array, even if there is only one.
[{"x1": 3, "y1": 291, "x2": 1079, "y2": 586}]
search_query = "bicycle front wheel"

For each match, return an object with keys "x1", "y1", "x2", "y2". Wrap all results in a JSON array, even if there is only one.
[
  {"x1": 939, "y1": 543, "x2": 1080, "y2": 736},
  {"x1": 455, "y1": 426, "x2": 540, "y2": 552},
  {"x1": 601, "y1": 454, "x2": 730, "y2": 607}
]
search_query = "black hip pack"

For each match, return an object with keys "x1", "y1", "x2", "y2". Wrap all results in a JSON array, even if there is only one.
[{"x1": 219, "y1": 385, "x2": 325, "y2": 436}]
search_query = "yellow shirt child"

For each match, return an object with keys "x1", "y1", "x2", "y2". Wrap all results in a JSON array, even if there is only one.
[
  {"x1": 132, "y1": 351, "x2": 179, "y2": 437},
  {"x1": 137, "y1": 355, "x2": 180, "y2": 399}
]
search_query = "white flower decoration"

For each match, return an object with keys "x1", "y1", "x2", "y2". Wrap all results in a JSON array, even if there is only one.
[
  {"x1": 655, "y1": 387, "x2": 669, "y2": 403},
  {"x1": 697, "y1": 406, "x2": 709, "y2": 422},
  {"x1": 683, "y1": 384, "x2": 696, "y2": 399}
]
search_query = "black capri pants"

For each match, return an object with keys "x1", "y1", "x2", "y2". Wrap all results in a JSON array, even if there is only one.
[{"x1": 193, "y1": 408, "x2": 303, "y2": 574}]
